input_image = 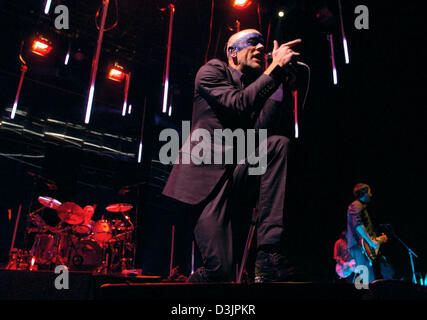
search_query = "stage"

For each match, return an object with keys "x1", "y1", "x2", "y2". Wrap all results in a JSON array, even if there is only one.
[{"x1": 1, "y1": 269, "x2": 426, "y2": 301}]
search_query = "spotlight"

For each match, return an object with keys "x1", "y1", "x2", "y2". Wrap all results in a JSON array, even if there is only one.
[
  {"x1": 233, "y1": 0, "x2": 252, "y2": 10},
  {"x1": 278, "y1": 10, "x2": 285, "y2": 18},
  {"x1": 108, "y1": 63, "x2": 127, "y2": 82},
  {"x1": 31, "y1": 37, "x2": 53, "y2": 57}
]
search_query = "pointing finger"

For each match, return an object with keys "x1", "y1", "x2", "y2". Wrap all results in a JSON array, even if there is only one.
[{"x1": 282, "y1": 39, "x2": 302, "y2": 48}]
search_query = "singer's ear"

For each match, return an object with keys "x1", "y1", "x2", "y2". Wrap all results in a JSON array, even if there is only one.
[{"x1": 228, "y1": 47, "x2": 237, "y2": 58}]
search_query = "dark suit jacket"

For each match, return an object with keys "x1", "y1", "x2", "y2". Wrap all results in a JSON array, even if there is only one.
[{"x1": 162, "y1": 58, "x2": 287, "y2": 205}]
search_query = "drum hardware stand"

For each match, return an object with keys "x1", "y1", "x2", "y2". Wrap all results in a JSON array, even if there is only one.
[
  {"x1": 121, "y1": 213, "x2": 135, "y2": 271},
  {"x1": 6, "y1": 205, "x2": 25, "y2": 270},
  {"x1": 52, "y1": 229, "x2": 67, "y2": 268},
  {"x1": 25, "y1": 172, "x2": 57, "y2": 249},
  {"x1": 118, "y1": 181, "x2": 145, "y2": 270},
  {"x1": 96, "y1": 247, "x2": 110, "y2": 275}
]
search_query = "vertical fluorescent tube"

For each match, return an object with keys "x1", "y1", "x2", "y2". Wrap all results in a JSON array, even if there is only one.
[
  {"x1": 122, "y1": 73, "x2": 131, "y2": 116},
  {"x1": 85, "y1": 84, "x2": 95, "y2": 124},
  {"x1": 11, "y1": 102, "x2": 18, "y2": 120},
  {"x1": 168, "y1": 104, "x2": 172, "y2": 117},
  {"x1": 64, "y1": 45, "x2": 71, "y2": 65},
  {"x1": 338, "y1": 0, "x2": 350, "y2": 64},
  {"x1": 64, "y1": 51, "x2": 70, "y2": 65},
  {"x1": 84, "y1": 0, "x2": 110, "y2": 124},
  {"x1": 11, "y1": 65, "x2": 28, "y2": 119},
  {"x1": 293, "y1": 90, "x2": 299, "y2": 138},
  {"x1": 327, "y1": 34, "x2": 338, "y2": 85},
  {"x1": 44, "y1": 0, "x2": 52, "y2": 14},
  {"x1": 162, "y1": 79, "x2": 169, "y2": 113},
  {"x1": 162, "y1": 4, "x2": 175, "y2": 113},
  {"x1": 343, "y1": 37, "x2": 350, "y2": 64},
  {"x1": 137, "y1": 141, "x2": 143, "y2": 163},
  {"x1": 128, "y1": 104, "x2": 132, "y2": 114},
  {"x1": 191, "y1": 241, "x2": 195, "y2": 274}
]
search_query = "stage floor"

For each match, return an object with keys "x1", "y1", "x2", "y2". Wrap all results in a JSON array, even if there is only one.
[{"x1": 1, "y1": 269, "x2": 426, "y2": 302}]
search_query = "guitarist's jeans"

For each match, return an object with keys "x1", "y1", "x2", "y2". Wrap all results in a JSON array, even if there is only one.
[{"x1": 349, "y1": 246, "x2": 377, "y2": 283}]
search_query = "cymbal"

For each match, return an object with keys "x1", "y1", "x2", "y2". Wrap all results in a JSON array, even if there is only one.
[
  {"x1": 57, "y1": 202, "x2": 84, "y2": 225},
  {"x1": 106, "y1": 203, "x2": 133, "y2": 213},
  {"x1": 38, "y1": 196, "x2": 62, "y2": 209}
]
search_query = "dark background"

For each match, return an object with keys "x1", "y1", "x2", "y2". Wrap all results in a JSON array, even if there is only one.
[{"x1": 0, "y1": 0, "x2": 425, "y2": 282}]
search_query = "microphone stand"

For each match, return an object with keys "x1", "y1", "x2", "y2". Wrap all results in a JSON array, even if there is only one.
[{"x1": 384, "y1": 224, "x2": 419, "y2": 284}]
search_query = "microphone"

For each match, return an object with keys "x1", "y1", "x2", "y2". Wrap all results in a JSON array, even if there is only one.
[{"x1": 266, "y1": 52, "x2": 308, "y2": 67}]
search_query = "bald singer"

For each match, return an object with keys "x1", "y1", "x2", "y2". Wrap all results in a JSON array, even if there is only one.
[{"x1": 163, "y1": 29, "x2": 302, "y2": 283}]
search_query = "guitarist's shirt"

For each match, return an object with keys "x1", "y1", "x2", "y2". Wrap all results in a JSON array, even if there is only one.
[
  {"x1": 334, "y1": 238, "x2": 352, "y2": 264},
  {"x1": 347, "y1": 200, "x2": 376, "y2": 249}
]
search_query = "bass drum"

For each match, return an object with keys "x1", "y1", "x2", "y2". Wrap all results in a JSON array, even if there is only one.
[{"x1": 69, "y1": 239, "x2": 103, "y2": 271}]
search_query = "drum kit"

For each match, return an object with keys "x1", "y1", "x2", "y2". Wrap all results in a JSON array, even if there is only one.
[{"x1": 23, "y1": 196, "x2": 136, "y2": 273}]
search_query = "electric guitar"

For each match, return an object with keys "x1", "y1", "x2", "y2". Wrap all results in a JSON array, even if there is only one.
[
  {"x1": 335, "y1": 259, "x2": 356, "y2": 279},
  {"x1": 361, "y1": 233, "x2": 388, "y2": 264}
]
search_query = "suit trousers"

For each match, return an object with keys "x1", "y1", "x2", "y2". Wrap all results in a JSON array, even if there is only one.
[{"x1": 193, "y1": 135, "x2": 289, "y2": 281}]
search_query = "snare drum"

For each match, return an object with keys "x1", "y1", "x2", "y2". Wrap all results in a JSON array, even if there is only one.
[
  {"x1": 91, "y1": 220, "x2": 112, "y2": 242},
  {"x1": 72, "y1": 220, "x2": 93, "y2": 236}
]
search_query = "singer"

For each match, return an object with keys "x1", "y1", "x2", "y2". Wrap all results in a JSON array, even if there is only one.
[{"x1": 162, "y1": 28, "x2": 302, "y2": 282}]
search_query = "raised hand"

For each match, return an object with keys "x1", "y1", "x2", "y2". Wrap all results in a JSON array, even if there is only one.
[{"x1": 271, "y1": 39, "x2": 302, "y2": 67}]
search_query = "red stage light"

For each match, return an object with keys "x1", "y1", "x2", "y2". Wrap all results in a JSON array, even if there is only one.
[
  {"x1": 108, "y1": 64, "x2": 126, "y2": 82},
  {"x1": 233, "y1": 0, "x2": 252, "y2": 10},
  {"x1": 31, "y1": 39, "x2": 52, "y2": 56}
]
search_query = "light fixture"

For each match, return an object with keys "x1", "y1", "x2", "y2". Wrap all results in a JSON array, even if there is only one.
[
  {"x1": 31, "y1": 37, "x2": 53, "y2": 57},
  {"x1": 233, "y1": 0, "x2": 252, "y2": 10},
  {"x1": 108, "y1": 63, "x2": 127, "y2": 82},
  {"x1": 278, "y1": 10, "x2": 285, "y2": 18}
]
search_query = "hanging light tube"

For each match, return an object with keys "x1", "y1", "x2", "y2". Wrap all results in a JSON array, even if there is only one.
[
  {"x1": 122, "y1": 72, "x2": 131, "y2": 116},
  {"x1": 85, "y1": 0, "x2": 110, "y2": 124},
  {"x1": 64, "y1": 44, "x2": 71, "y2": 65},
  {"x1": 11, "y1": 64, "x2": 28, "y2": 119},
  {"x1": 293, "y1": 90, "x2": 299, "y2": 138},
  {"x1": 44, "y1": 0, "x2": 52, "y2": 15},
  {"x1": 162, "y1": 4, "x2": 175, "y2": 113},
  {"x1": 327, "y1": 34, "x2": 338, "y2": 85},
  {"x1": 337, "y1": 0, "x2": 350, "y2": 64}
]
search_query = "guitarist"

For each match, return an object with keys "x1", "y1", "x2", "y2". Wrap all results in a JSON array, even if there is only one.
[
  {"x1": 346, "y1": 183, "x2": 387, "y2": 283},
  {"x1": 334, "y1": 230, "x2": 356, "y2": 282}
]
